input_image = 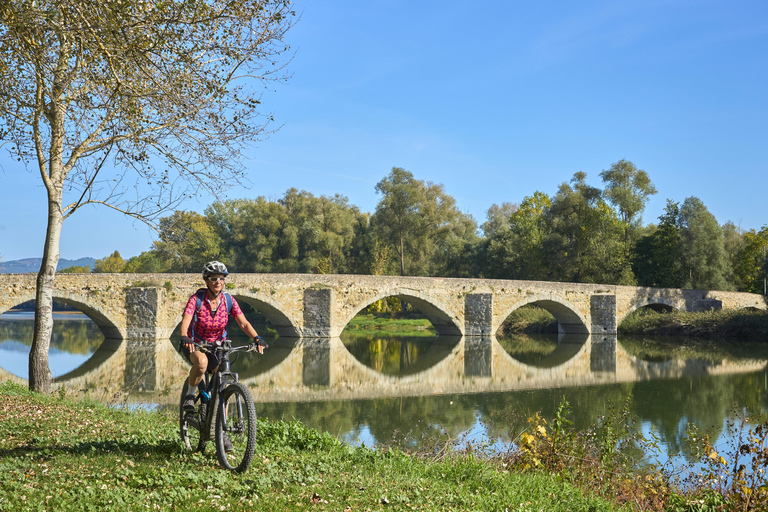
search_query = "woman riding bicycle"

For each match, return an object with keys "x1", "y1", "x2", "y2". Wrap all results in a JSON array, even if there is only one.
[{"x1": 180, "y1": 261, "x2": 265, "y2": 413}]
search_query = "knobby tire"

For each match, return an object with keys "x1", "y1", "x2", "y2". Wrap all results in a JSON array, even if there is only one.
[{"x1": 215, "y1": 382, "x2": 257, "y2": 473}]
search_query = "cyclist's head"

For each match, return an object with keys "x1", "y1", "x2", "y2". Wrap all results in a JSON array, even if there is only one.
[{"x1": 202, "y1": 261, "x2": 229, "y2": 280}]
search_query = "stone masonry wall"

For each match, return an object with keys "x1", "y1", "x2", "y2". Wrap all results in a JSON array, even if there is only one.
[{"x1": 1, "y1": 273, "x2": 765, "y2": 341}]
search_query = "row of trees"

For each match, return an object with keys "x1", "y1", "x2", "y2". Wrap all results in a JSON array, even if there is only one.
[{"x1": 90, "y1": 162, "x2": 768, "y2": 293}]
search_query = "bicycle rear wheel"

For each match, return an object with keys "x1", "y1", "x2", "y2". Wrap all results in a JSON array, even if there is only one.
[
  {"x1": 215, "y1": 383, "x2": 257, "y2": 472},
  {"x1": 179, "y1": 378, "x2": 205, "y2": 453}
]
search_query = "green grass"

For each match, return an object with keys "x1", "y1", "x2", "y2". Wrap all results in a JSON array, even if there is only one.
[
  {"x1": 498, "y1": 305, "x2": 559, "y2": 335},
  {"x1": 499, "y1": 306, "x2": 768, "y2": 340},
  {"x1": 618, "y1": 308, "x2": 768, "y2": 340},
  {"x1": 0, "y1": 381, "x2": 626, "y2": 511},
  {"x1": 344, "y1": 313, "x2": 436, "y2": 337}
]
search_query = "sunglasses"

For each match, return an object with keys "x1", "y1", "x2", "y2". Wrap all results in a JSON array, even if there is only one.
[{"x1": 207, "y1": 277, "x2": 226, "y2": 283}]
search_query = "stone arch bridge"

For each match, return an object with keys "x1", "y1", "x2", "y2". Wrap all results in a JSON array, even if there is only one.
[{"x1": 1, "y1": 273, "x2": 765, "y2": 341}]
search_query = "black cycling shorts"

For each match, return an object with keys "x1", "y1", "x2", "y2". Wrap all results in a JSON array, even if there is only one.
[{"x1": 180, "y1": 343, "x2": 221, "y2": 374}]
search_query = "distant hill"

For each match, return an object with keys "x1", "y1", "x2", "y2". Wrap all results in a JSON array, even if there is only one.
[{"x1": 0, "y1": 257, "x2": 96, "y2": 274}]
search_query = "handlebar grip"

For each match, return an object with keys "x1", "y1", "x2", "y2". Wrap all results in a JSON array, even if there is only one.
[{"x1": 248, "y1": 337, "x2": 268, "y2": 351}]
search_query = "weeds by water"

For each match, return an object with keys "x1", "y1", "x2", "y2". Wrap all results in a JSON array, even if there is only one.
[
  {"x1": 495, "y1": 395, "x2": 768, "y2": 511},
  {"x1": 619, "y1": 309, "x2": 768, "y2": 341},
  {"x1": 667, "y1": 409, "x2": 768, "y2": 511},
  {"x1": 500, "y1": 396, "x2": 670, "y2": 510}
]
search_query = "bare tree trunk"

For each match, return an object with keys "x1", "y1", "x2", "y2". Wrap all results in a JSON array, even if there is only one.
[{"x1": 29, "y1": 200, "x2": 63, "y2": 393}]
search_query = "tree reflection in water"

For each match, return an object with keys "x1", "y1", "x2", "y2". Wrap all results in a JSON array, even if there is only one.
[
  {"x1": 497, "y1": 333, "x2": 588, "y2": 368},
  {"x1": 339, "y1": 332, "x2": 460, "y2": 376},
  {"x1": 0, "y1": 311, "x2": 104, "y2": 378}
]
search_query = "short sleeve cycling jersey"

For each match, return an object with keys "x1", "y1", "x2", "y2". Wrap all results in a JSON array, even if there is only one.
[{"x1": 183, "y1": 288, "x2": 243, "y2": 343}]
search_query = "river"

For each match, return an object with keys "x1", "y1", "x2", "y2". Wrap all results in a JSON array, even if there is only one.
[{"x1": 2, "y1": 309, "x2": 768, "y2": 468}]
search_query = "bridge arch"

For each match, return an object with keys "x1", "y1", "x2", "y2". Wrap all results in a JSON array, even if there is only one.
[
  {"x1": 339, "y1": 288, "x2": 462, "y2": 336},
  {"x1": 0, "y1": 291, "x2": 125, "y2": 340},
  {"x1": 232, "y1": 292, "x2": 301, "y2": 338},
  {"x1": 166, "y1": 291, "x2": 302, "y2": 339},
  {"x1": 494, "y1": 293, "x2": 589, "y2": 335},
  {"x1": 619, "y1": 296, "x2": 684, "y2": 326}
]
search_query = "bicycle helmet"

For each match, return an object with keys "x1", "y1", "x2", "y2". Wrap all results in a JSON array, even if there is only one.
[{"x1": 202, "y1": 261, "x2": 229, "y2": 279}]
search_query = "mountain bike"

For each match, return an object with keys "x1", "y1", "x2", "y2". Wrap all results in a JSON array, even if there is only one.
[{"x1": 178, "y1": 337, "x2": 266, "y2": 472}]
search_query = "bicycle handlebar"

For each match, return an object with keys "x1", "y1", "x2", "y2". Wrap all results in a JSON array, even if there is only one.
[{"x1": 181, "y1": 336, "x2": 268, "y2": 354}]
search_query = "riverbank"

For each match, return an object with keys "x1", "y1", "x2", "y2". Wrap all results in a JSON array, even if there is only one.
[
  {"x1": 617, "y1": 308, "x2": 768, "y2": 340},
  {"x1": 0, "y1": 381, "x2": 630, "y2": 512},
  {"x1": 5, "y1": 381, "x2": 768, "y2": 510},
  {"x1": 344, "y1": 313, "x2": 436, "y2": 337},
  {"x1": 500, "y1": 305, "x2": 768, "y2": 340}
]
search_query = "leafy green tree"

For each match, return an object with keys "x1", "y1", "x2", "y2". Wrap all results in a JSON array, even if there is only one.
[
  {"x1": 344, "y1": 216, "x2": 399, "y2": 276},
  {"x1": 279, "y1": 189, "x2": 362, "y2": 274},
  {"x1": 152, "y1": 211, "x2": 219, "y2": 273},
  {"x1": 632, "y1": 200, "x2": 685, "y2": 288},
  {"x1": 543, "y1": 173, "x2": 631, "y2": 284},
  {"x1": 207, "y1": 197, "x2": 294, "y2": 272},
  {"x1": 58, "y1": 265, "x2": 91, "y2": 273},
  {"x1": 372, "y1": 168, "x2": 424, "y2": 276},
  {"x1": 207, "y1": 190, "x2": 362, "y2": 274},
  {"x1": 483, "y1": 192, "x2": 551, "y2": 280},
  {"x1": 722, "y1": 222, "x2": 746, "y2": 290},
  {"x1": 122, "y1": 251, "x2": 167, "y2": 274},
  {"x1": 734, "y1": 227, "x2": 768, "y2": 294},
  {"x1": 600, "y1": 160, "x2": 657, "y2": 255},
  {"x1": 368, "y1": 239, "x2": 396, "y2": 276},
  {"x1": 0, "y1": 0, "x2": 295, "y2": 392},
  {"x1": 678, "y1": 197, "x2": 730, "y2": 290},
  {"x1": 372, "y1": 167, "x2": 477, "y2": 276},
  {"x1": 93, "y1": 251, "x2": 126, "y2": 273},
  {"x1": 481, "y1": 202, "x2": 518, "y2": 238}
]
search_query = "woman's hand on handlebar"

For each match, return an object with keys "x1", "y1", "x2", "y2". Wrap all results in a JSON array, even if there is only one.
[
  {"x1": 249, "y1": 336, "x2": 268, "y2": 354},
  {"x1": 181, "y1": 336, "x2": 196, "y2": 352}
]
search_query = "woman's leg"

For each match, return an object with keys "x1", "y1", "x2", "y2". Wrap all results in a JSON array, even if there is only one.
[{"x1": 188, "y1": 351, "x2": 208, "y2": 388}]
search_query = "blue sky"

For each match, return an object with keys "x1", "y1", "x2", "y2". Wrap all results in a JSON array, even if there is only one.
[{"x1": 1, "y1": 0, "x2": 767, "y2": 262}]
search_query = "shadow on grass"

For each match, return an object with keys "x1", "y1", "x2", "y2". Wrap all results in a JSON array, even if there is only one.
[{"x1": 0, "y1": 438, "x2": 181, "y2": 459}]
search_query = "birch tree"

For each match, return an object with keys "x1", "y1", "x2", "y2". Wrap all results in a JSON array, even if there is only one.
[{"x1": 0, "y1": 0, "x2": 295, "y2": 392}]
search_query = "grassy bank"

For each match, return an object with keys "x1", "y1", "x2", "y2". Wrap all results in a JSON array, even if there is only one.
[
  {"x1": 344, "y1": 313, "x2": 436, "y2": 337},
  {"x1": 498, "y1": 305, "x2": 559, "y2": 335},
  {"x1": 618, "y1": 308, "x2": 768, "y2": 340},
  {"x1": 0, "y1": 381, "x2": 625, "y2": 512},
  {"x1": 498, "y1": 305, "x2": 768, "y2": 340},
  {"x1": 6, "y1": 381, "x2": 768, "y2": 510}
]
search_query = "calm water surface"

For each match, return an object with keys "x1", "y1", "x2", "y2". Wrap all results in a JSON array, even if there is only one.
[{"x1": 2, "y1": 309, "x2": 768, "y2": 466}]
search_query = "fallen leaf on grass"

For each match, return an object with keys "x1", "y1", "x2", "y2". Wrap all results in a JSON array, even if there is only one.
[{"x1": 311, "y1": 493, "x2": 321, "y2": 504}]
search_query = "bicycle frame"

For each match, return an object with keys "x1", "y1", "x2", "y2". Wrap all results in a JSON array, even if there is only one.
[
  {"x1": 180, "y1": 337, "x2": 263, "y2": 471},
  {"x1": 186, "y1": 340, "x2": 248, "y2": 441}
]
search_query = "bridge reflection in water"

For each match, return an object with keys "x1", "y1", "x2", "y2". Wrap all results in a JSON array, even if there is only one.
[{"x1": 2, "y1": 334, "x2": 765, "y2": 405}]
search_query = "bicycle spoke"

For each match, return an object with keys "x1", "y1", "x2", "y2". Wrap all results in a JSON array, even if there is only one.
[{"x1": 215, "y1": 383, "x2": 257, "y2": 472}]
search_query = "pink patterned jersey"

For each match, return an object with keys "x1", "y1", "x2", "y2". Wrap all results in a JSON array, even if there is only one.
[{"x1": 184, "y1": 288, "x2": 243, "y2": 343}]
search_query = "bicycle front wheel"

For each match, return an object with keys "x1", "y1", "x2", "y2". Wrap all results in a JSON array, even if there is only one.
[{"x1": 215, "y1": 383, "x2": 257, "y2": 472}]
